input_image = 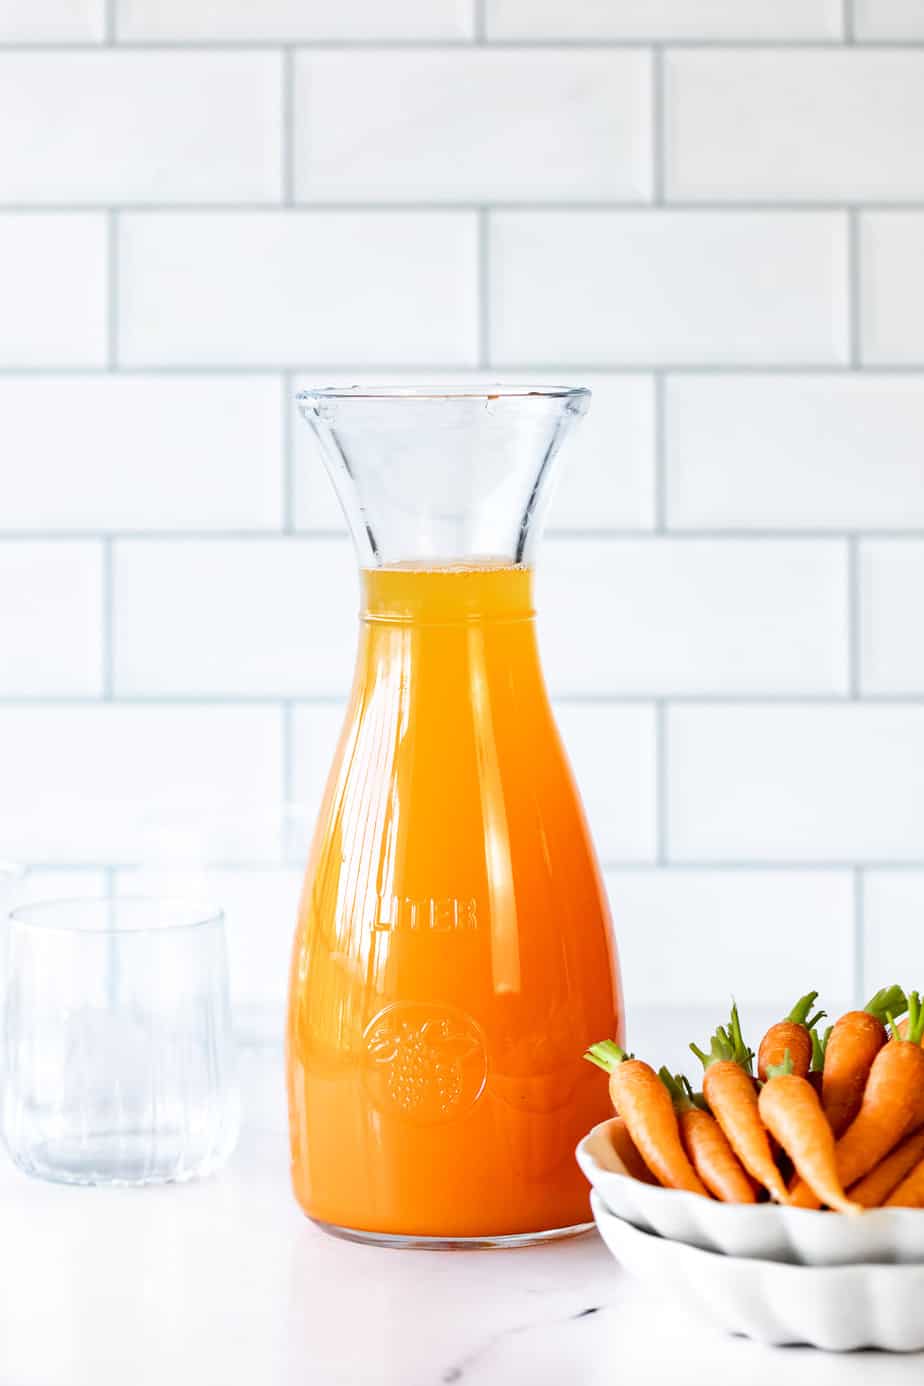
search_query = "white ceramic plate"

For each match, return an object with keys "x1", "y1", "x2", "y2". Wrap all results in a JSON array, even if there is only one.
[
  {"x1": 578, "y1": 1118, "x2": 924, "y2": 1266},
  {"x1": 592, "y1": 1191, "x2": 924, "y2": 1351}
]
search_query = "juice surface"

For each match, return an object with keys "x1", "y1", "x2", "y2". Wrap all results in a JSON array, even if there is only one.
[{"x1": 286, "y1": 562, "x2": 622, "y2": 1238}]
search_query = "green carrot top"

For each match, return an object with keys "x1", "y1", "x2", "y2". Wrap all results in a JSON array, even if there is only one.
[
  {"x1": 810, "y1": 1023, "x2": 833, "y2": 1073},
  {"x1": 690, "y1": 1001, "x2": 754, "y2": 1076},
  {"x1": 584, "y1": 1039, "x2": 634, "y2": 1073},
  {"x1": 865, "y1": 985, "x2": 908, "y2": 1023},
  {"x1": 765, "y1": 1049, "x2": 795, "y2": 1080},
  {"x1": 890, "y1": 990, "x2": 924, "y2": 1045},
  {"x1": 658, "y1": 1067, "x2": 696, "y2": 1111},
  {"x1": 786, "y1": 989, "x2": 826, "y2": 1030}
]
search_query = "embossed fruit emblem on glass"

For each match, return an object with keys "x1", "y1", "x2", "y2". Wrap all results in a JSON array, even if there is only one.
[{"x1": 364, "y1": 1004, "x2": 487, "y2": 1125}]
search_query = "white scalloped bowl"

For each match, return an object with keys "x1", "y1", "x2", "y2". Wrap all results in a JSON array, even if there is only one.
[
  {"x1": 591, "y1": 1192, "x2": 924, "y2": 1352},
  {"x1": 577, "y1": 1118, "x2": 924, "y2": 1266}
]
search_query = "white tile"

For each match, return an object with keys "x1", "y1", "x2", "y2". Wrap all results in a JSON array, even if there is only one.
[
  {"x1": 0, "y1": 706, "x2": 283, "y2": 863},
  {"x1": 667, "y1": 375, "x2": 924, "y2": 530},
  {"x1": 0, "y1": 377, "x2": 283, "y2": 532},
  {"x1": 667, "y1": 52, "x2": 924, "y2": 201},
  {"x1": 0, "y1": 53, "x2": 281, "y2": 204},
  {"x1": 294, "y1": 700, "x2": 655, "y2": 866},
  {"x1": 490, "y1": 212, "x2": 847, "y2": 366},
  {"x1": 670, "y1": 705, "x2": 924, "y2": 862},
  {"x1": 861, "y1": 213, "x2": 924, "y2": 365},
  {"x1": 863, "y1": 872, "x2": 924, "y2": 985},
  {"x1": 605, "y1": 869, "x2": 854, "y2": 1006},
  {"x1": 0, "y1": 543, "x2": 102, "y2": 696},
  {"x1": 295, "y1": 50, "x2": 651, "y2": 203},
  {"x1": 861, "y1": 541, "x2": 924, "y2": 694},
  {"x1": 16, "y1": 870, "x2": 109, "y2": 906},
  {"x1": 538, "y1": 538, "x2": 847, "y2": 695},
  {"x1": 554, "y1": 703, "x2": 657, "y2": 863},
  {"x1": 116, "y1": 865, "x2": 303, "y2": 1016},
  {"x1": 118, "y1": 0, "x2": 473, "y2": 40},
  {"x1": 0, "y1": 0, "x2": 103, "y2": 40},
  {"x1": 0, "y1": 215, "x2": 105, "y2": 366},
  {"x1": 114, "y1": 539, "x2": 358, "y2": 697},
  {"x1": 486, "y1": 0, "x2": 841, "y2": 39},
  {"x1": 293, "y1": 372, "x2": 655, "y2": 533},
  {"x1": 119, "y1": 212, "x2": 479, "y2": 367},
  {"x1": 855, "y1": 1, "x2": 924, "y2": 38}
]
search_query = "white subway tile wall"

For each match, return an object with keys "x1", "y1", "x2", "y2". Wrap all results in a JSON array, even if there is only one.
[{"x1": 2, "y1": 3, "x2": 922, "y2": 1023}]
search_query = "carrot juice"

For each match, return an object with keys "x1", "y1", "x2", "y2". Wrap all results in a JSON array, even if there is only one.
[{"x1": 286, "y1": 561, "x2": 622, "y2": 1242}]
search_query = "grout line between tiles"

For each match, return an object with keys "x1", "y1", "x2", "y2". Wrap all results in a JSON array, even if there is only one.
[
  {"x1": 848, "y1": 535, "x2": 862, "y2": 697},
  {"x1": 473, "y1": 0, "x2": 486, "y2": 43},
  {"x1": 282, "y1": 371, "x2": 295, "y2": 532},
  {"x1": 844, "y1": 0, "x2": 856, "y2": 42},
  {"x1": 3, "y1": 527, "x2": 923, "y2": 541},
  {"x1": 282, "y1": 47, "x2": 295, "y2": 205},
  {"x1": 477, "y1": 208, "x2": 491, "y2": 368},
  {"x1": 12, "y1": 198, "x2": 924, "y2": 213},
  {"x1": 1, "y1": 38, "x2": 921, "y2": 50},
  {"x1": 104, "y1": 0, "x2": 116, "y2": 44},
  {"x1": 655, "y1": 700, "x2": 669, "y2": 865},
  {"x1": 652, "y1": 47, "x2": 665, "y2": 204},
  {"x1": 653, "y1": 372, "x2": 666, "y2": 530},
  {"x1": 282, "y1": 700, "x2": 295, "y2": 808},
  {"x1": 16, "y1": 858, "x2": 924, "y2": 874},
  {"x1": 101, "y1": 538, "x2": 114, "y2": 700},
  {"x1": 105, "y1": 209, "x2": 119, "y2": 370},
  {"x1": 4, "y1": 692, "x2": 923, "y2": 707},
  {"x1": 848, "y1": 209, "x2": 861, "y2": 367},
  {"x1": 6, "y1": 363, "x2": 924, "y2": 377},
  {"x1": 853, "y1": 868, "x2": 865, "y2": 1006}
]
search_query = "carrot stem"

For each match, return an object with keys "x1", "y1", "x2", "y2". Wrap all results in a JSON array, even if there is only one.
[
  {"x1": 810, "y1": 1024, "x2": 832, "y2": 1073},
  {"x1": 786, "y1": 990, "x2": 824, "y2": 1029},
  {"x1": 584, "y1": 1040, "x2": 633, "y2": 1073},
  {"x1": 865, "y1": 985, "x2": 907, "y2": 1024},
  {"x1": 766, "y1": 1049, "x2": 795, "y2": 1079}
]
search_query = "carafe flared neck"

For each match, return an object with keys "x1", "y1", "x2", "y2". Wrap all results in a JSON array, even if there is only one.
[{"x1": 296, "y1": 385, "x2": 590, "y2": 569}]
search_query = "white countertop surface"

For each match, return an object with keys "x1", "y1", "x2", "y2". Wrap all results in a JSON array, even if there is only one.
[{"x1": 1, "y1": 1019, "x2": 921, "y2": 1386}]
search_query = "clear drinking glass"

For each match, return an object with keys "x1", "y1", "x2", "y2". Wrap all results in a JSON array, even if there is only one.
[{"x1": 1, "y1": 897, "x2": 240, "y2": 1186}]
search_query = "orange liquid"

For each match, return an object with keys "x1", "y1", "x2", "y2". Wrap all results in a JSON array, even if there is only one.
[{"x1": 286, "y1": 562, "x2": 622, "y2": 1238}]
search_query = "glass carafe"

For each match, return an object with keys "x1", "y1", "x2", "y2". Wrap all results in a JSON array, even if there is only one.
[{"x1": 287, "y1": 386, "x2": 623, "y2": 1247}]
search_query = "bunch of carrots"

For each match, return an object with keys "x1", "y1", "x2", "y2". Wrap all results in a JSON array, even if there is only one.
[{"x1": 585, "y1": 986, "x2": 924, "y2": 1212}]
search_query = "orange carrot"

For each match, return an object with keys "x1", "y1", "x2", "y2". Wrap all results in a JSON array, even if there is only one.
[
  {"x1": 757, "y1": 991, "x2": 825, "y2": 1083},
  {"x1": 660, "y1": 1069, "x2": 757, "y2": 1204},
  {"x1": 885, "y1": 1153, "x2": 924, "y2": 1208},
  {"x1": 584, "y1": 1042, "x2": 709, "y2": 1197},
  {"x1": 690, "y1": 1009, "x2": 789, "y2": 1204},
  {"x1": 849, "y1": 1126, "x2": 924, "y2": 1207},
  {"x1": 822, "y1": 986, "x2": 906, "y2": 1137},
  {"x1": 758, "y1": 1052, "x2": 858, "y2": 1214},
  {"x1": 790, "y1": 992, "x2": 924, "y2": 1209}
]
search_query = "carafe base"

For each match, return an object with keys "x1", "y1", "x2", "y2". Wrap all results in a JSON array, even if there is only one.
[{"x1": 310, "y1": 1217, "x2": 596, "y2": 1251}]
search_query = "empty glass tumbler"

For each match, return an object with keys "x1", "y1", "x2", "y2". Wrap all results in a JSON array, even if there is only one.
[{"x1": 1, "y1": 897, "x2": 239, "y2": 1186}]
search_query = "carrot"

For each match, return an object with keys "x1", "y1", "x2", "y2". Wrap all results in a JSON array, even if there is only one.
[
  {"x1": 690, "y1": 1010, "x2": 789, "y2": 1205},
  {"x1": 821, "y1": 985, "x2": 906, "y2": 1137},
  {"x1": 790, "y1": 992, "x2": 924, "y2": 1209},
  {"x1": 758, "y1": 1052, "x2": 859, "y2": 1214},
  {"x1": 885, "y1": 1153, "x2": 924, "y2": 1208},
  {"x1": 849, "y1": 1127, "x2": 924, "y2": 1207},
  {"x1": 757, "y1": 990, "x2": 825, "y2": 1083},
  {"x1": 586, "y1": 1115, "x2": 658, "y2": 1184},
  {"x1": 659, "y1": 1069, "x2": 757, "y2": 1204},
  {"x1": 584, "y1": 1042, "x2": 709, "y2": 1197}
]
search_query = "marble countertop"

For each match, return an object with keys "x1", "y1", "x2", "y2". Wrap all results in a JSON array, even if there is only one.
[{"x1": 1, "y1": 1029, "x2": 921, "y2": 1386}]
